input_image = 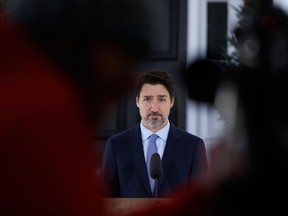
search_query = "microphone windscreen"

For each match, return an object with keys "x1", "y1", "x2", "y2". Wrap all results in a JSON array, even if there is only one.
[{"x1": 150, "y1": 153, "x2": 162, "y2": 179}]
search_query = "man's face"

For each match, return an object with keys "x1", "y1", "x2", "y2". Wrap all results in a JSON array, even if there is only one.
[{"x1": 136, "y1": 84, "x2": 174, "y2": 131}]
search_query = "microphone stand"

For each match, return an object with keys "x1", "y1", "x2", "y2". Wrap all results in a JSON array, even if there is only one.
[
  {"x1": 155, "y1": 177, "x2": 158, "y2": 198},
  {"x1": 153, "y1": 177, "x2": 160, "y2": 208}
]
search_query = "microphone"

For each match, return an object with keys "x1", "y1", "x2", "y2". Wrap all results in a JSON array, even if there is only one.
[{"x1": 150, "y1": 153, "x2": 163, "y2": 198}]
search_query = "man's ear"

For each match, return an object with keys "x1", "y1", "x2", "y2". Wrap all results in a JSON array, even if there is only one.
[
  {"x1": 170, "y1": 98, "x2": 175, "y2": 108},
  {"x1": 136, "y1": 97, "x2": 140, "y2": 108}
]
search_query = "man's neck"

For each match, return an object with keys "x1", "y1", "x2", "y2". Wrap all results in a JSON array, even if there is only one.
[{"x1": 141, "y1": 121, "x2": 168, "y2": 133}]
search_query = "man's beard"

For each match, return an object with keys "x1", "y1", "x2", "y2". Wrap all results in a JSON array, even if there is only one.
[{"x1": 144, "y1": 112, "x2": 165, "y2": 129}]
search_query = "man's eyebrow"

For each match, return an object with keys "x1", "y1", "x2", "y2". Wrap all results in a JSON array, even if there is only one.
[
  {"x1": 142, "y1": 95, "x2": 152, "y2": 99},
  {"x1": 157, "y1": 95, "x2": 168, "y2": 97}
]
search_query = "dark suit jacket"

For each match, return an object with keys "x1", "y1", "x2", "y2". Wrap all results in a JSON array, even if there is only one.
[{"x1": 100, "y1": 123, "x2": 208, "y2": 198}]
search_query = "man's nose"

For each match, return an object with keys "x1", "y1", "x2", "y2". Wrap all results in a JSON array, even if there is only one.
[{"x1": 151, "y1": 102, "x2": 159, "y2": 112}]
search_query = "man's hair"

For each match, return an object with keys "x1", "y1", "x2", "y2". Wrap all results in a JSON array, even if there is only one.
[{"x1": 136, "y1": 69, "x2": 175, "y2": 99}]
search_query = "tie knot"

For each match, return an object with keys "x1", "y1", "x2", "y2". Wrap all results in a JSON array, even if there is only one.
[{"x1": 149, "y1": 134, "x2": 158, "y2": 143}]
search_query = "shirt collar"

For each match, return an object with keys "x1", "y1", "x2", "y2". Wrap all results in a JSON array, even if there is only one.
[{"x1": 140, "y1": 121, "x2": 170, "y2": 142}]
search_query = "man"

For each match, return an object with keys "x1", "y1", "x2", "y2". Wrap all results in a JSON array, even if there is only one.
[
  {"x1": 100, "y1": 69, "x2": 209, "y2": 198},
  {"x1": 0, "y1": 0, "x2": 148, "y2": 215}
]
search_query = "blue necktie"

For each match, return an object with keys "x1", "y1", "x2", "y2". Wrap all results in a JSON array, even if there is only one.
[{"x1": 146, "y1": 134, "x2": 158, "y2": 193}]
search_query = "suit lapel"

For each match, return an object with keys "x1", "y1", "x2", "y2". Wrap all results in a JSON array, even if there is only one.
[
  {"x1": 128, "y1": 124, "x2": 152, "y2": 196},
  {"x1": 157, "y1": 123, "x2": 180, "y2": 193}
]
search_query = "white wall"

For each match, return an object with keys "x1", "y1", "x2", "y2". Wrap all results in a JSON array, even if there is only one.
[
  {"x1": 186, "y1": 0, "x2": 243, "y2": 158},
  {"x1": 274, "y1": 0, "x2": 288, "y2": 14}
]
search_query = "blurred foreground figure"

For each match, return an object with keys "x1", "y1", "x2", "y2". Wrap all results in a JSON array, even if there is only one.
[
  {"x1": 133, "y1": 4, "x2": 288, "y2": 216},
  {"x1": 0, "y1": 0, "x2": 148, "y2": 215}
]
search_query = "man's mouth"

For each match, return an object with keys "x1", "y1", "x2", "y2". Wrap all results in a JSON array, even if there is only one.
[{"x1": 148, "y1": 113, "x2": 162, "y2": 118}]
